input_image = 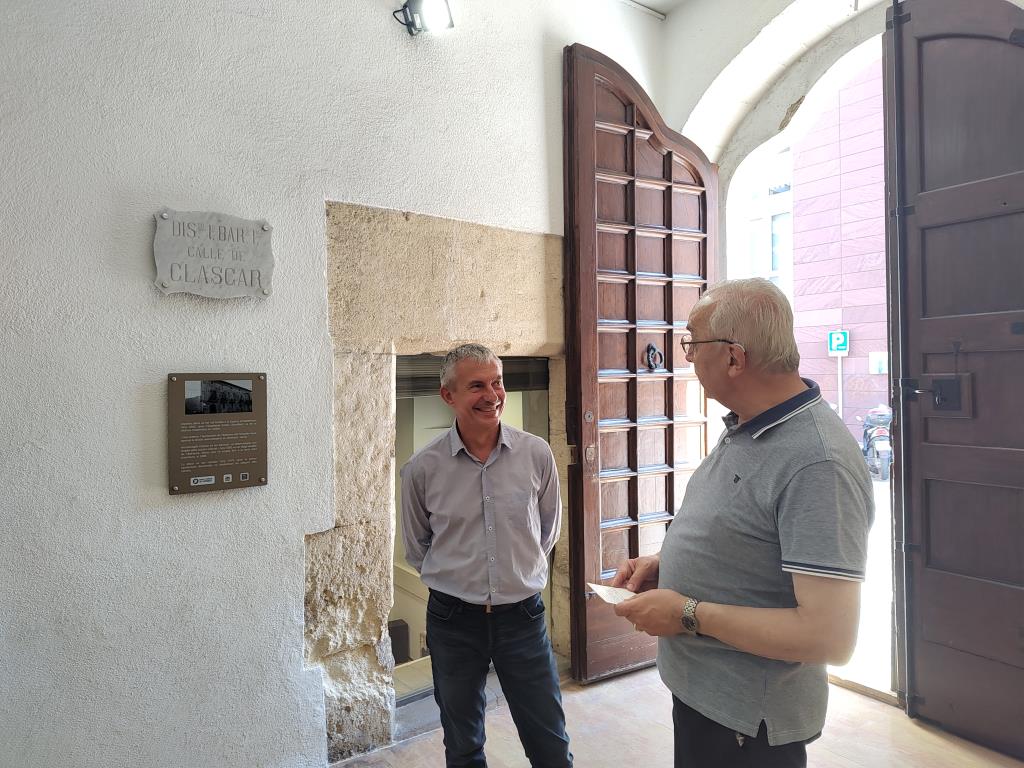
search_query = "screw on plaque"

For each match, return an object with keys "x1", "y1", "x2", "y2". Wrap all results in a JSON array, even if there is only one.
[{"x1": 584, "y1": 410, "x2": 594, "y2": 422}]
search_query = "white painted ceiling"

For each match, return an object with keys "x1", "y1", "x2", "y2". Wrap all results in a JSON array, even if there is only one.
[{"x1": 634, "y1": 0, "x2": 689, "y2": 15}]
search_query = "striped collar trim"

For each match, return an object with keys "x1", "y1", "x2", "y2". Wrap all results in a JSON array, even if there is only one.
[{"x1": 723, "y1": 379, "x2": 822, "y2": 440}]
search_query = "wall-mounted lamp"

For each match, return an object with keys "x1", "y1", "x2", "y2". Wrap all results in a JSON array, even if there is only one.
[{"x1": 393, "y1": 0, "x2": 454, "y2": 36}]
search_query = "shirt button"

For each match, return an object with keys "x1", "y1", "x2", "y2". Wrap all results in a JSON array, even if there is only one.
[
  {"x1": 490, "y1": 556, "x2": 495, "y2": 562},
  {"x1": 491, "y1": 587, "x2": 496, "y2": 593},
  {"x1": 725, "y1": 437, "x2": 731, "y2": 444},
  {"x1": 484, "y1": 496, "x2": 491, "y2": 502},
  {"x1": 488, "y1": 525, "x2": 493, "y2": 531}
]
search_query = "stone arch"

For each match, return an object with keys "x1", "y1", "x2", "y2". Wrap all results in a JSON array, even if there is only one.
[
  {"x1": 681, "y1": 0, "x2": 1024, "y2": 274},
  {"x1": 681, "y1": 1, "x2": 891, "y2": 274}
]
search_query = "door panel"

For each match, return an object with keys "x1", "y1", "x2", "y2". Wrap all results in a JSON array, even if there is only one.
[
  {"x1": 563, "y1": 43, "x2": 717, "y2": 682},
  {"x1": 885, "y1": 0, "x2": 1024, "y2": 756}
]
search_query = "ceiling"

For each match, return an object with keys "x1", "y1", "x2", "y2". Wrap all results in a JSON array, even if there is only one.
[{"x1": 632, "y1": 0, "x2": 689, "y2": 15}]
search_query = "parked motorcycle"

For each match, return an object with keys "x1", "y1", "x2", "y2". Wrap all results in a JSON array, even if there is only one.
[{"x1": 856, "y1": 404, "x2": 892, "y2": 481}]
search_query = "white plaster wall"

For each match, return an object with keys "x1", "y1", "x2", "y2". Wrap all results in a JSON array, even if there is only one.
[{"x1": 0, "y1": 2, "x2": 665, "y2": 766}]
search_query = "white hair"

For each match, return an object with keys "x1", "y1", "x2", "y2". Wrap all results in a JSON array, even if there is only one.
[
  {"x1": 690, "y1": 278, "x2": 800, "y2": 374},
  {"x1": 439, "y1": 343, "x2": 501, "y2": 389}
]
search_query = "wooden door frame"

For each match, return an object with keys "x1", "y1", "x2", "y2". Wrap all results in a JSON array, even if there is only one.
[{"x1": 882, "y1": 0, "x2": 913, "y2": 710}]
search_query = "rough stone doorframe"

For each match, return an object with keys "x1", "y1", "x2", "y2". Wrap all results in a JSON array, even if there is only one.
[{"x1": 306, "y1": 202, "x2": 570, "y2": 761}]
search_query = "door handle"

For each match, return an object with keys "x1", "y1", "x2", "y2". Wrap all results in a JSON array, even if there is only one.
[
  {"x1": 912, "y1": 388, "x2": 949, "y2": 407},
  {"x1": 908, "y1": 374, "x2": 971, "y2": 415}
]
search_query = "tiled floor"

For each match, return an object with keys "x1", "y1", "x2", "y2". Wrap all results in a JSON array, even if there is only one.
[{"x1": 334, "y1": 667, "x2": 1023, "y2": 767}]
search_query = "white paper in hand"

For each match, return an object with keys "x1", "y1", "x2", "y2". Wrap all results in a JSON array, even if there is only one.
[{"x1": 587, "y1": 582, "x2": 637, "y2": 605}]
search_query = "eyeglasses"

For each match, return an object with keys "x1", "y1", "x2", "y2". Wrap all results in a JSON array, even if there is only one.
[{"x1": 679, "y1": 334, "x2": 745, "y2": 356}]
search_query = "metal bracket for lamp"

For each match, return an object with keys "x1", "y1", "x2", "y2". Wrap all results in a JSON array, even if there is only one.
[{"x1": 393, "y1": 0, "x2": 454, "y2": 35}]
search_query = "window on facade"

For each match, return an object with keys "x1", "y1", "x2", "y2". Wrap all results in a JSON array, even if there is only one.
[
  {"x1": 767, "y1": 149, "x2": 792, "y2": 195},
  {"x1": 770, "y1": 212, "x2": 792, "y2": 277}
]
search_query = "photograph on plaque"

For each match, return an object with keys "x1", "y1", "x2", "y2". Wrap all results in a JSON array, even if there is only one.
[{"x1": 167, "y1": 373, "x2": 268, "y2": 495}]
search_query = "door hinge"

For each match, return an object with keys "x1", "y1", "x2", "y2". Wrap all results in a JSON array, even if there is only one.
[
  {"x1": 886, "y1": 9, "x2": 911, "y2": 28},
  {"x1": 895, "y1": 378, "x2": 918, "y2": 400},
  {"x1": 568, "y1": 445, "x2": 578, "y2": 465},
  {"x1": 896, "y1": 690, "x2": 926, "y2": 709},
  {"x1": 888, "y1": 204, "x2": 915, "y2": 217}
]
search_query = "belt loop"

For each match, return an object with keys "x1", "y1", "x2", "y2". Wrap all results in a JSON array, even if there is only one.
[{"x1": 485, "y1": 603, "x2": 493, "y2": 614}]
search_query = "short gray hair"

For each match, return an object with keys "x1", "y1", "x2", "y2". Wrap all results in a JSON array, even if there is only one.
[
  {"x1": 690, "y1": 278, "x2": 800, "y2": 374},
  {"x1": 439, "y1": 343, "x2": 501, "y2": 389}
]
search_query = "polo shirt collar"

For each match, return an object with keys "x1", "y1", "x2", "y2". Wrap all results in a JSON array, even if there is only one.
[
  {"x1": 722, "y1": 379, "x2": 822, "y2": 440},
  {"x1": 449, "y1": 422, "x2": 513, "y2": 457}
]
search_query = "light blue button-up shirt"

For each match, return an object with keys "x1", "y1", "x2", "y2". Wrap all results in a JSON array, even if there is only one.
[{"x1": 400, "y1": 422, "x2": 562, "y2": 605}]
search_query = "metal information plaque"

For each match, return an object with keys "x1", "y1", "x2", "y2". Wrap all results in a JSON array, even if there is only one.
[
  {"x1": 154, "y1": 208, "x2": 274, "y2": 298},
  {"x1": 167, "y1": 373, "x2": 268, "y2": 495}
]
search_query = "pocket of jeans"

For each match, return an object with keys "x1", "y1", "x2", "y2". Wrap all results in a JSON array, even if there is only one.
[
  {"x1": 501, "y1": 491, "x2": 537, "y2": 528},
  {"x1": 426, "y1": 594, "x2": 456, "y2": 621},
  {"x1": 518, "y1": 594, "x2": 545, "y2": 621}
]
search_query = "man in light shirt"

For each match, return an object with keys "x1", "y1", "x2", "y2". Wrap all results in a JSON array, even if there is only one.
[
  {"x1": 614, "y1": 279, "x2": 873, "y2": 768},
  {"x1": 401, "y1": 343, "x2": 572, "y2": 768}
]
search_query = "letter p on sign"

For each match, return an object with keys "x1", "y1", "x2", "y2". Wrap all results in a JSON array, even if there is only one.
[{"x1": 828, "y1": 330, "x2": 850, "y2": 357}]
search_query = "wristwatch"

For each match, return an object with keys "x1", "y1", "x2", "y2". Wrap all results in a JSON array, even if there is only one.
[{"x1": 681, "y1": 596, "x2": 701, "y2": 634}]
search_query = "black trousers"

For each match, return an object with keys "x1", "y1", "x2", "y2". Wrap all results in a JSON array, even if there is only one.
[{"x1": 672, "y1": 697, "x2": 807, "y2": 768}]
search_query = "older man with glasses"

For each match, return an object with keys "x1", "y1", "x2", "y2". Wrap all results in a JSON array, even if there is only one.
[{"x1": 613, "y1": 278, "x2": 874, "y2": 768}]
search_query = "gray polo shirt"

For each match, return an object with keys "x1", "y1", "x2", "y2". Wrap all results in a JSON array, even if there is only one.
[
  {"x1": 657, "y1": 380, "x2": 873, "y2": 745},
  {"x1": 400, "y1": 422, "x2": 561, "y2": 605}
]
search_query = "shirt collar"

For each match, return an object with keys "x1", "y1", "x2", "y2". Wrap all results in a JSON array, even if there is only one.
[
  {"x1": 448, "y1": 422, "x2": 513, "y2": 457},
  {"x1": 722, "y1": 379, "x2": 822, "y2": 440}
]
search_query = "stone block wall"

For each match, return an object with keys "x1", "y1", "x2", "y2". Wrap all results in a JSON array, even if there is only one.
[{"x1": 309, "y1": 202, "x2": 566, "y2": 759}]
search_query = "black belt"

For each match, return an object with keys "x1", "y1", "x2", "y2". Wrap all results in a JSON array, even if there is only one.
[{"x1": 429, "y1": 589, "x2": 536, "y2": 614}]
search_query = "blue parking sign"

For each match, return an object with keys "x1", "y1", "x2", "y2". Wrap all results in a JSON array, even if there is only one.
[{"x1": 828, "y1": 330, "x2": 850, "y2": 356}]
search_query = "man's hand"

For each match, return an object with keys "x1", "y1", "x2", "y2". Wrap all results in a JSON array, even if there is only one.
[
  {"x1": 613, "y1": 589, "x2": 687, "y2": 636},
  {"x1": 609, "y1": 554, "x2": 661, "y2": 592}
]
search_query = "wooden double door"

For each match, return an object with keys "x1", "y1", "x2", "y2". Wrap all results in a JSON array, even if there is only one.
[
  {"x1": 565, "y1": 0, "x2": 1024, "y2": 757},
  {"x1": 885, "y1": 0, "x2": 1024, "y2": 757}
]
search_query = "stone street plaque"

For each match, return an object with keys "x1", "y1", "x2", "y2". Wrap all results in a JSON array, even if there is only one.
[
  {"x1": 167, "y1": 373, "x2": 268, "y2": 495},
  {"x1": 154, "y1": 208, "x2": 274, "y2": 298}
]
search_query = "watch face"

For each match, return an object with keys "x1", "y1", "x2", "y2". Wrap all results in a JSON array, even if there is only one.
[{"x1": 682, "y1": 615, "x2": 698, "y2": 632}]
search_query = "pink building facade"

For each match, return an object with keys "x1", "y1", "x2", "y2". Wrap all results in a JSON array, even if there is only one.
[{"x1": 791, "y1": 57, "x2": 888, "y2": 439}]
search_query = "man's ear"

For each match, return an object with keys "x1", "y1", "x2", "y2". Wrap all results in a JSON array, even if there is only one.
[
  {"x1": 727, "y1": 345, "x2": 747, "y2": 377},
  {"x1": 440, "y1": 385, "x2": 456, "y2": 406}
]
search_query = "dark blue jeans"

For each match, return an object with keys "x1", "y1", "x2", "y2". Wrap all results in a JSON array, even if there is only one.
[{"x1": 426, "y1": 590, "x2": 572, "y2": 768}]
